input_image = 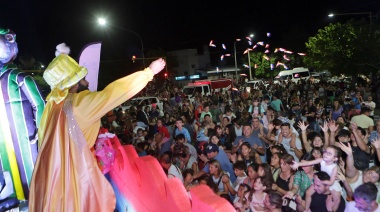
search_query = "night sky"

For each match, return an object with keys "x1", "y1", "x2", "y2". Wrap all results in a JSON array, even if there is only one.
[{"x1": 1, "y1": 0, "x2": 378, "y2": 69}]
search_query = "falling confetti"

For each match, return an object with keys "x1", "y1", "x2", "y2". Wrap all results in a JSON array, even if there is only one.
[
  {"x1": 264, "y1": 50, "x2": 270, "y2": 54},
  {"x1": 243, "y1": 64, "x2": 249, "y2": 68},
  {"x1": 248, "y1": 41, "x2": 252, "y2": 45},
  {"x1": 220, "y1": 55, "x2": 224, "y2": 61},
  {"x1": 284, "y1": 50, "x2": 293, "y2": 54},
  {"x1": 265, "y1": 44, "x2": 270, "y2": 48},
  {"x1": 209, "y1": 40, "x2": 216, "y2": 47},
  {"x1": 283, "y1": 55, "x2": 290, "y2": 61},
  {"x1": 270, "y1": 64, "x2": 274, "y2": 70},
  {"x1": 278, "y1": 48, "x2": 285, "y2": 52},
  {"x1": 222, "y1": 44, "x2": 226, "y2": 50},
  {"x1": 252, "y1": 45, "x2": 258, "y2": 49},
  {"x1": 257, "y1": 41, "x2": 264, "y2": 46},
  {"x1": 274, "y1": 48, "x2": 279, "y2": 53},
  {"x1": 254, "y1": 64, "x2": 258, "y2": 68},
  {"x1": 236, "y1": 38, "x2": 241, "y2": 42},
  {"x1": 298, "y1": 53, "x2": 306, "y2": 56},
  {"x1": 263, "y1": 55, "x2": 270, "y2": 61},
  {"x1": 267, "y1": 32, "x2": 271, "y2": 37},
  {"x1": 246, "y1": 36, "x2": 252, "y2": 41},
  {"x1": 225, "y1": 54, "x2": 231, "y2": 56}
]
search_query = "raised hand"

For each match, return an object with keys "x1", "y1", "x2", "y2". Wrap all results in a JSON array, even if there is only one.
[
  {"x1": 372, "y1": 138, "x2": 380, "y2": 149},
  {"x1": 337, "y1": 141, "x2": 353, "y2": 157},
  {"x1": 298, "y1": 121, "x2": 309, "y2": 132},
  {"x1": 328, "y1": 120, "x2": 339, "y2": 132},
  {"x1": 320, "y1": 121, "x2": 328, "y2": 133},
  {"x1": 149, "y1": 58, "x2": 166, "y2": 75},
  {"x1": 350, "y1": 122, "x2": 358, "y2": 131},
  {"x1": 290, "y1": 161, "x2": 299, "y2": 170}
]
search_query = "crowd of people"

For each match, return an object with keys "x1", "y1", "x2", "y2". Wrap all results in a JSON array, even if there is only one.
[{"x1": 101, "y1": 75, "x2": 380, "y2": 212}]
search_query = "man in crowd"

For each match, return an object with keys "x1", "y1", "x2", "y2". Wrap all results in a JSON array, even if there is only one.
[
  {"x1": 232, "y1": 124, "x2": 265, "y2": 156},
  {"x1": 28, "y1": 43, "x2": 166, "y2": 211},
  {"x1": 351, "y1": 107, "x2": 374, "y2": 132},
  {"x1": 345, "y1": 182, "x2": 380, "y2": 212},
  {"x1": 307, "y1": 171, "x2": 346, "y2": 212}
]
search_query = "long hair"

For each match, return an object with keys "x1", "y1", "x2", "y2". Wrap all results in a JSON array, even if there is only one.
[{"x1": 208, "y1": 159, "x2": 223, "y2": 177}]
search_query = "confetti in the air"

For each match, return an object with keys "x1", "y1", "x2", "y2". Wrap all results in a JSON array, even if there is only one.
[
  {"x1": 216, "y1": 67, "x2": 220, "y2": 72},
  {"x1": 274, "y1": 48, "x2": 279, "y2": 53},
  {"x1": 246, "y1": 36, "x2": 252, "y2": 41},
  {"x1": 209, "y1": 40, "x2": 216, "y2": 47},
  {"x1": 270, "y1": 64, "x2": 274, "y2": 70},
  {"x1": 284, "y1": 50, "x2": 293, "y2": 54},
  {"x1": 265, "y1": 44, "x2": 270, "y2": 48},
  {"x1": 243, "y1": 64, "x2": 249, "y2": 68},
  {"x1": 298, "y1": 53, "x2": 306, "y2": 56},
  {"x1": 264, "y1": 50, "x2": 270, "y2": 54},
  {"x1": 283, "y1": 55, "x2": 290, "y2": 61},
  {"x1": 248, "y1": 41, "x2": 252, "y2": 45},
  {"x1": 278, "y1": 48, "x2": 285, "y2": 52},
  {"x1": 257, "y1": 41, "x2": 264, "y2": 46},
  {"x1": 220, "y1": 55, "x2": 224, "y2": 61},
  {"x1": 225, "y1": 54, "x2": 231, "y2": 56},
  {"x1": 222, "y1": 44, "x2": 226, "y2": 50},
  {"x1": 236, "y1": 38, "x2": 241, "y2": 42},
  {"x1": 252, "y1": 45, "x2": 258, "y2": 49},
  {"x1": 254, "y1": 64, "x2": 258, "y2": 69},
  {"x1": 263, "y1": 55, "x2": 270, "y2": 61},
  {"x1": 267, "y1": 32, "x2": 271, "y2": 37}
]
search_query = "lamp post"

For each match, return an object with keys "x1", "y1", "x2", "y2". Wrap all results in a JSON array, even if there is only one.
[
  {"x1": 328, "y1": 12, "x2": 372, "y2": 33},
  {"x1": 247, "y1": 49, "x2": 252, "y2": 81},
  {"x1": 235, "y1": 34, "x2": 254, "y2": 80},
  {"x1": 97, "y1": 18, "x2": 145, "y2": 67},
  {"x1": 234, "y1": 38, "x2": 241, "y2": 79}
]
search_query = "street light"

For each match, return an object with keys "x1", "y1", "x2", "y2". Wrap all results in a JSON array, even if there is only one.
[
  {"x1": 328, "y1": 12, "x2": 372, "y2": 33},
  {"x1": 97, "y1": 17, "x2": 145, "y2": 67}
]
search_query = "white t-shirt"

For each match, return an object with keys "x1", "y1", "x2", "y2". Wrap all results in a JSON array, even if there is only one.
[
  {"x1": 278, "y1": 135, "x2": 302, "y2": 162},
  {"x1": 168, "y1": 164, "x2": 184, "y2": 183}
]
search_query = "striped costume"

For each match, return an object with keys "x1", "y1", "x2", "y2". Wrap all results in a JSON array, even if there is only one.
[{"x1": 0, "y1": 64, "x2": 45, "y2": 200}]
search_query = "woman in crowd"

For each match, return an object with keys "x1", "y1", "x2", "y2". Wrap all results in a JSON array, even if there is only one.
[
  {"x1": 224, "y1": 123, "x2": 237, "y2": 152},
  {"x1": 270, "y1": 153, "x2": 282, "y2": 182},
  {"x1": 283, "y1": 153, "x2": 315, "y2": 211},
  {"x1": 208, "y1": 159, "x2": 236, "y2": 196},
  {"x1": 257, "y1": 163, "x2": 274, "y2": 185},
  {"x1": 242, "y1": 163, "x2": 259, "y2": 189},
  {"x1": 263, "y1": 191, "x2": 283, "y2": 212},
  {"x1": 231, "y1": 142, "x2": 262, "y2": 167},
  {"x1": 272, "y1": 154, "x2": 295, "y2": 195},
  {"x1": 330, "y1": 100, "x2": 344, "y2": 121},
  {"x1": 215, "y1": 125, "x2": 226, "y2": 146}
]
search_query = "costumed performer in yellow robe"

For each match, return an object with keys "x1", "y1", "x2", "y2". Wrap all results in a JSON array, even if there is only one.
[{"x1": 28, "y1": 43, "x2": 166, "y2": 211}]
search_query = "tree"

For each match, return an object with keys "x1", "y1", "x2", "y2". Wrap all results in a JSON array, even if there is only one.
[{"x1": 304, "y1": 20, "x2": 380, "y2": 76}]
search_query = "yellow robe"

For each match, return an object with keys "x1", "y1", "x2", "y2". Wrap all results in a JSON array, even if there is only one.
[{"x1": 29, "y1": 69, "x2": 154, "y2": 211}]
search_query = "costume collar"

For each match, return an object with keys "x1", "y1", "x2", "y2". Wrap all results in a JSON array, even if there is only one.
[{"x1": 0, "y1": 64, "x2": 17, "y2": 77}]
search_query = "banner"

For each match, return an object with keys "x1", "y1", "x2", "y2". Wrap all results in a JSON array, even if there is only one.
[{"x1": 78, "y1": 42, "x2": 102, "y2": 91}]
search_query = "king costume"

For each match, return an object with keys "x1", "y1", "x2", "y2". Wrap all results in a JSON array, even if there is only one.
[{"x1": 29, "y1": 44, "x2": 164, "y2": 211}]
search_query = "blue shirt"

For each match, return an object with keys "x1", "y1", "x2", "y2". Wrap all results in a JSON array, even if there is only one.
[
  {"x1": 175, "y1": 127, "x2": 191, "y2": 143},
  {"x1": 202, "y1": 148, "x2": 236, "y2": 182}
]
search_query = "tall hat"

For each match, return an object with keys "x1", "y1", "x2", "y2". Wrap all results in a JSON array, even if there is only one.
[
  {"x1": 43, "y1": 43, "x2": 88, "y2": 90},
  {"x1": 43, "y1": 43, "x2": 88, "y2": 103}
]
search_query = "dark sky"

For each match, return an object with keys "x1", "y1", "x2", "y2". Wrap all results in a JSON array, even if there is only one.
[{"x1": 0, "y1": 0, "x2": 378, "y2": 67}]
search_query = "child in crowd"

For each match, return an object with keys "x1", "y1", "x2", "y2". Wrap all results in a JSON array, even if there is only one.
[
  {"x1": 232, "y1": 161, "x2": 247, "y2": 191},
  {"x1": 244, "y1": 176, "x2": 271, "y2": 211},
  {"x1": 291, "y1": 146, "x2": 342, "y2": 212}
]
